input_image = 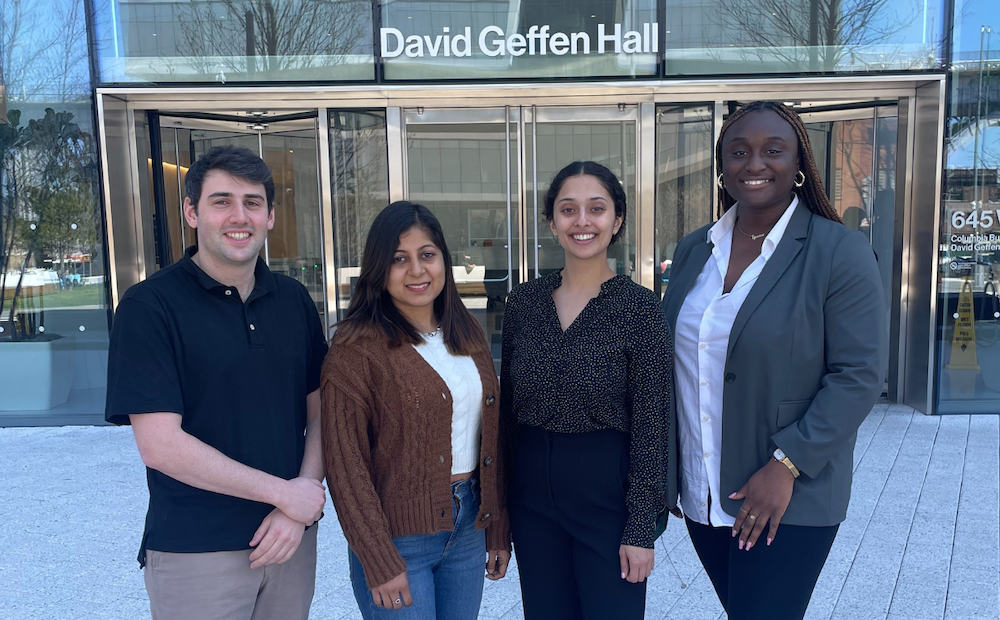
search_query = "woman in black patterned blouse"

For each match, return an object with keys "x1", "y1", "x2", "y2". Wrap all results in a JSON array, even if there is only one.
[{"x1": 500, "y1": 161, "x2": 673, "y2": 620}]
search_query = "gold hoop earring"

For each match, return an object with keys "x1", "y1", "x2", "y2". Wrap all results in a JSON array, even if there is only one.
[
  {"x1": 717, "y1": 173, "x2": 725, "y2": 189},
  {"x1": 794, "y1": 170, "x2": 806, "y2": 188}
]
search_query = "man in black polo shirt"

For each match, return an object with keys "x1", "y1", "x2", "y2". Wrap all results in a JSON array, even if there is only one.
[{"x1": 106, "y1": 146, "x2": 328, "y2": 620}]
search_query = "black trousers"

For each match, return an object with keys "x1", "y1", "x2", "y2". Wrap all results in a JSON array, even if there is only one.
[
  {"x1": 508, "y1": 425, "x2": 646, "y2": 620},
  {"x1": 686, "y1": 517, "x2": 839, "y2": 620}
]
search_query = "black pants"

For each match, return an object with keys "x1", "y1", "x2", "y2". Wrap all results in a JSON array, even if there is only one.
[
  {"x1": 508, "y1": 425, "x2": 646, "y2": 620},
  {"x1": 686, "y1": 517, "x2": 839, "y2": 620}
]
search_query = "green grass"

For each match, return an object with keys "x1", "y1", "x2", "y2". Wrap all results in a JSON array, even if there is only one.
[{"x1": 25, "y1": 286, "x2": 105, "y2": 309}]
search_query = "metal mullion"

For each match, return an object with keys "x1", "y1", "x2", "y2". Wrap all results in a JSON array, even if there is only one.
[
  {"x1": 869, "y1": 106, "x2": 878, "y2": 244},
  {"x1": 173, "y1": 128, "x2": 186, "y2": 250},
  {"x1": 517, "y1": 107, "x2": 528, "y2": 285},
  {"x1": 531, "y1": 105, "x2": 539, "y2": 280},
  {"x1": 257, "y1": 129, "x2": 269, "y2": 265},
  {"x1": 638, "y1": 102, "x2": 656, "y2": 291},
  {"x1": 387, "y1": 107, "x2": 405, "y2": 202},
  {"x1": 96, "y1": 95, "x2": 120, "y2": 307},
  {"x1": 622, "y1": 116, "x2": 631, "y2": 277},
  {"x1": 317, "y1": 110, "x2": 337, "y2": 335},
  {"x1": 147, "y1": 111, "x2": 173, "y2": 268},
  {"x1": 504, "y1": 106, "x2": 513, "y2": 292}
]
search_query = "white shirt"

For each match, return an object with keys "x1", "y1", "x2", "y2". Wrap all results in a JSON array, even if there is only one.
[
  {"x1": 413, "y1": 331, "x2": 483, "y2": 476},
  {"x1": 675, "y1": 197, "x2": 799, "y2": 526}
]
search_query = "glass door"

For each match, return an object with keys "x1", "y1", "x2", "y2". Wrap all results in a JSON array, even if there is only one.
[
  {"x1": 143, "y1": 111, "x2": 326, "y2": 319},
  {"x1": 800, "y1": 103, "x2": 899, "y2": 389},
  {"x1": 524, "y1": 106, "x2": 639, "y2": 281},
  {"x1": 402, "y1": 108, "x2": 520, "y2": 363},
  {"x1": 400, "y1": 105, "x2": 642, "y2": 367},
  {"x1": 653, "y1": 104, "x2": 716, "y2": 300}
]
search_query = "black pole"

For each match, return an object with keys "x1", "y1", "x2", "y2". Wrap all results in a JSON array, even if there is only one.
[
  {"x1": 245, "y1": 9, "x2": 256, "y2": 79},
  {"x1": 147, "y1": 111, "x2": 174, "y2": 267},
  {"x1": 809, "y1": 0, "x2": 820, "y2": 72}
]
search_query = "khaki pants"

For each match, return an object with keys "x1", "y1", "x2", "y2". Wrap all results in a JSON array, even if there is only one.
[{"x1": 144, "y1": 524, "x2": 317, "y2": 620}]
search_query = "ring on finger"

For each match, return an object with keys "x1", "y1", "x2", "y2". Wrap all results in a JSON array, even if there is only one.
[
  {"x1": 395, "y1": 598, "x2": 401, "y2": 605},
  {"x1": 739, "y1": 507, "x2": 749, "y2": 513},
  {"x1": 748, "y1": 514, "x2": 757, "y2": 521}
]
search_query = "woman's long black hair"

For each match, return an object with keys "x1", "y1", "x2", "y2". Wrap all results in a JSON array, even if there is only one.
[{"x1": 333, "y1": 201, "x2": 487, "y2": 356}]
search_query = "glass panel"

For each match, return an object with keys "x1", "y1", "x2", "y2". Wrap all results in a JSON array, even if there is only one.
[
  {"x1": 405, "y1": 114, "x2": 518, "y2": 366},
  {"x1": 261, "y1": 129, "x2": 325, "y2": 317},
  {"x1": 950, "y1": 1, "x2": 999, "y2": 62},
  {"x1": 381, "y1": 0, "x2": 658, "y2": 80},
  {"x1": 93, "y1": 0, "x2": 375, "y2": 83},
  {"x1": 872, "y1": 116, "x2": 898, "y2": 386},
  {"x1": 329, "y1": 110, "x2": 390, "y2": 318},
  {"x1": 653, "y1": 104, "x2": 714, "y2": 299},
  {"x1": 143, "y1": 115, "x2": 325, "y2": 323},
  {"x1": 804, "y1": 111, "x2": 896, "y2": 386},
  {"x1": 664, "y1": 0, "x2": 947, "y2": 75},
  {"x1": 1, "y1": 0, "x2": 109, "y2": 421},
  {"x1": 528, "y1": 110, "x2": 638, "y2": 282},
  {"x1": 937, "y1": 16, "x2": 1000, "y2": 411}
]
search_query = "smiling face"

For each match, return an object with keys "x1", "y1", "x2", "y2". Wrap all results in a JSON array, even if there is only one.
[
  {"x1": 183, "y1": 169, "x2": 274, "y2": 270},
  {"x1": 720, "y1": 109, "x2": 801, "y2": 213},
  {"x1": 548, "y1": 174, "x2": 624, "y2": 262},
  {"x1": 386, "y1": 225, "x2": 446, "y2": 323}
]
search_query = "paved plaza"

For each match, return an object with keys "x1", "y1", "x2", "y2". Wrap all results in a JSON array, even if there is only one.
[{"x1": 1, "y1": 405, "x2": 997, "y2": 619}]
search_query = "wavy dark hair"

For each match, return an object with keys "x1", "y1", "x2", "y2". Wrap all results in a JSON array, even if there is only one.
[
  {"x1": 544, "y1": 161, "x2": 627, "y2": 245},
  {"x1": 716, "y1": 101, "x2": 841, "y2": 223},
  {"x1": 333, "y1": 201, "x2": 488, "y2": 356}
]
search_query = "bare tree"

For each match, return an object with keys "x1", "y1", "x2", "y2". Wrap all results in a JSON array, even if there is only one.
[
  {"x1": 713, "y1": 0, "x2": 925, "y2": 71},
  {"x1": 173, "y1": 0, "x2": 371, "y2": 79},
  {"x1": 1, "y1": 0, "x2": 90, "y2": 101}
]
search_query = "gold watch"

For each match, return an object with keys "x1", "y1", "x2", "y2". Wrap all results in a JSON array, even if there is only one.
[{"x1": 773, "y1": 448, "x2": 800, "y2": 478}]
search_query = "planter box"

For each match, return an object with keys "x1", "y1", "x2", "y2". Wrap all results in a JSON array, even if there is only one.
[{"x1": 0, "y1": 335, "x2": 75, "y2": 411}]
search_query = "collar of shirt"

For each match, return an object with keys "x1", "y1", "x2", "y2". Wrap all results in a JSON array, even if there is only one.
[
  {"x1": 707, "y1": 195, "x2": 800, "y2": 273},
  {"x1": 178, "y1": 245, "x2": 277, "y2": 300},
  {"x1": 541, "y1": 269, "x2": 631, "y2": 296}
]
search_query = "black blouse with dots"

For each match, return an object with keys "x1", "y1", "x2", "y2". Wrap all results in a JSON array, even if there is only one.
[{"x1": 500, "y1": 270, "x2": 673, "y2": 548}]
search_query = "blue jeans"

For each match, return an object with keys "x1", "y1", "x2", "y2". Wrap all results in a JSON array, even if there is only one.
[{"x1": 349, "y1": 477, "x2": 486, "y2": 620}]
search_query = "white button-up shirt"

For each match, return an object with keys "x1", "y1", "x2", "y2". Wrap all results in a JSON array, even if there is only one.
[{"x1": 674, "y1": 197, "x2": 799, "y2": 526}]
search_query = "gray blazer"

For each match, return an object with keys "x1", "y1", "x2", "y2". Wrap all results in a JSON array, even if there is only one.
[{"x1": 660, "y1": 203, "x2": 886, "y2": 526}]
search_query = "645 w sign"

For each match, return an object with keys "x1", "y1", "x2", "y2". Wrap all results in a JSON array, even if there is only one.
[{"x1": 951, "y1": 208, "x2": 1000, "y2": 230}]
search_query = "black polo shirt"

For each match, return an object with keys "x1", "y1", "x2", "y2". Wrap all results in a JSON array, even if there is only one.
[{"x1": 106, "y1": 247, "x2": 327, "y2": 564}]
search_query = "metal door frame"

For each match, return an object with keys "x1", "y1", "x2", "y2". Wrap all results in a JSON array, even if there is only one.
[
  {"x1": 98, "y1": 75, "x2": 945, "y2": 412},
  {"x1": 395, "y1": 104, "x2": 646, "y2": 289}
]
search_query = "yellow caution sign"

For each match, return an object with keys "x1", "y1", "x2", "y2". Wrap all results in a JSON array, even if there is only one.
[{"x1": 947, "y1": 278, "x2": 980, "y2": 371}]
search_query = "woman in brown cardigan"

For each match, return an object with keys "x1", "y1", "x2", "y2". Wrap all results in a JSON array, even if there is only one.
[{"x1": 321, "y1": 201, "x2": 510, "y2": 620}]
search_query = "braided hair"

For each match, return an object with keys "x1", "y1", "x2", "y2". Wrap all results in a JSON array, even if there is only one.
[{"x1": 716, "y1": 101, "x2": 842, "y2": 224}]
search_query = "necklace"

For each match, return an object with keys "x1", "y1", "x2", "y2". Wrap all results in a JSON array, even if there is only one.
[
  {"x1": 736, "y1": 216, "x2": 773, "y2": 241},
  {"x1": 421, "y1": 326, "x2": 441, "y2": 338}
]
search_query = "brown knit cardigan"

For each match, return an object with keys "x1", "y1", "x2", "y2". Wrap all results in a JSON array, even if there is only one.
[{"x1": 320, "y1": 334, "x2": 509, "y2": 589}]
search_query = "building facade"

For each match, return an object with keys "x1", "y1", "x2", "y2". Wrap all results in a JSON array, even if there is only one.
[{"x1": 0, "y1": 0, "x2": 997, "y2": 424}]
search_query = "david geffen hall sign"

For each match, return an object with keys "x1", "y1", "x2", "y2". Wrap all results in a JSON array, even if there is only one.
[{"x1": 380, "y1": 23, "x2": 660, "y2": 59}]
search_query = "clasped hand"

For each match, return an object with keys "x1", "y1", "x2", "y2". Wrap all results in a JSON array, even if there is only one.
[
  {"x1": 249, "y1": 476, "x2": 326, "y2": 569},
  {"x1": 729, "y1": 458, "x2": 795, "y2": 551}
]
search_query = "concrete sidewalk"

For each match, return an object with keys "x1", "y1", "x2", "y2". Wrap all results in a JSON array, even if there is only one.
[{"x1": 1, "y1": 405, "x2": 997, "y2": 619}]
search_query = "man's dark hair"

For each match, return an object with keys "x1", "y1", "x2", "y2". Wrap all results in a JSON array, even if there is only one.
[{"x1": 184, "y1": 145, "x2": 276, "y2": 213}]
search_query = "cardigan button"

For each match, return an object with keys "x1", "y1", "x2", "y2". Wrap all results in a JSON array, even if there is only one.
[
  {"x1": 725, "y1": 373, "x2": 736, "y2": 384},
  {"x1": 481, "y1": 513, "x2": 491, "y2": 521},
  {"x1": 485, "y1": 395, "x2": 495, "y2": 406},
  {"x1": 483, "y1": 456, "x2": 493, "y2": 466}
]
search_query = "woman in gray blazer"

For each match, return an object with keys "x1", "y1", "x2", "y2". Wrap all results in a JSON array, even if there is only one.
[{"x1": 660, "y1": 101, "x2": 886, "y2": 620}]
